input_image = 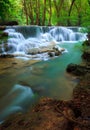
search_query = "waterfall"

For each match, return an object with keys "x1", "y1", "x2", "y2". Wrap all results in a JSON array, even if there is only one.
[
  {"x1": 0, "y1": 26, "x2": 87, "y2": 60},
  {"x1": 49, "y1": 27, "x2": 86, "y2": 41}
]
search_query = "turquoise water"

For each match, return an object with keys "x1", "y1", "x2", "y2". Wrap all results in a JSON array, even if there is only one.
[
  {"x1": 26, "y1": 42, "x2": 83, "y2": 99},
  {"x1": 0, "y1": 42, "x2": 83, "y2": 100},
  {"x1": 0, "y1": 41, "x2": 83, "y2": 122}
]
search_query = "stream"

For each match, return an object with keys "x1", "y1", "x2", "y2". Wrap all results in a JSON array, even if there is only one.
[{"x1": 0, "y1": 26, "x2": 87, "y2": 123}]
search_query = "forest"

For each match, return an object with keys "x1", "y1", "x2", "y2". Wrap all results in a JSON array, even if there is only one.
[{"x1": 0, "y1": 0, "x2": 90, "y2": 26}]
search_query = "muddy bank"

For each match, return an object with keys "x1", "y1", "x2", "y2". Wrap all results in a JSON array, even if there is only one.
[{"x1": 0, "y1": 44, "x2": 90, "y2": 130}]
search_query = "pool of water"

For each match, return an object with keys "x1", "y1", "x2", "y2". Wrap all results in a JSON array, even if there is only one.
[{"x1": 0, "y1": 41, "x2": 83, "y2": 122}]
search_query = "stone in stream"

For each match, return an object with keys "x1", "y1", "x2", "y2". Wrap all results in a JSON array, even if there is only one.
[
  {"x1": 48, "y1": 45, "x2": 65, "y2": 57},
  {"x1": 48, "y1": 51, "x2": 55, "y2": 57}
]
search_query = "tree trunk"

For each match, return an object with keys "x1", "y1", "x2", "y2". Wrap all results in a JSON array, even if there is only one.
[
  {"x1": 42, "y1": 0, "x2": 46, "y2": 26},
  {"x1": 36, "y1": 0, "x2": 40, "y2": 25},
  {"x1": 23, "y1": 0, "x2": 29, "y2": 25},
  {"x1": 29, "y1": 0, "x2": 34, "y2": 25},
  {"x1": 74, "y1": 0, "x2": 82, "y2": 26},
  {"x1": 53, "y1": 0, "x2": 64, "y2": 25},
  {"x1": 67, "y1": 0, "x2": 76, "y2": 26},
  {"x1": 48, "y1": 0, "x2": 52, "y2": 26}
]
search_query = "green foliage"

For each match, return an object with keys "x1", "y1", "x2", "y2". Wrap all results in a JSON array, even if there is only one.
[{"x1": 0, "y1": 0, "x2": 90, "y2": 26}]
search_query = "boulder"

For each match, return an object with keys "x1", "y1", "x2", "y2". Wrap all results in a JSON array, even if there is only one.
[
  {"x1": 48, "y1": 51, "x2": 55, "y2": 57},
  {"x1": 66, "y1": 63, "x2": 88, "y2": 76}
]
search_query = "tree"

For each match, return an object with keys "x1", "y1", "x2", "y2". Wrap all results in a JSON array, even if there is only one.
[
  {"x1": 0, "y1": 0, "x2": 10, "y2": 22},
  {"x1": 53, "y1": 0, "x2": 65, "y2": 25},
  {"x1": 67, "y1": 0, "x2": 76, "y2": 25},
  {"x1": 48, "y1": 0, "x2": 52, "y2": 25}
]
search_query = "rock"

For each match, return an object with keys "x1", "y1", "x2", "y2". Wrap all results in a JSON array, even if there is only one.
[
  {"x1": 82, "y1": 49, "x2": 90, "y2": 61},
  {"x1": 0, "y1": 26, "x2": 6, "y2": 30},
  {"x1": 66, "y1": 63, "x2": 88, "y2": 76},
  {"x1": 48, "y1": 51, "x2": 55, "y2": 57},
  {"x1": 55, "y1": 50, "x2": 61, "y2": 56},
  {"x1": 48, "y1": 45, "x2": 65, "y2": 57}
]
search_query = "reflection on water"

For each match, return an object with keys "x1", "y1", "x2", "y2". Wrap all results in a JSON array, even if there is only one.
[{"x1": 0, "y1": 42, "x2": 83, "y2": 122}]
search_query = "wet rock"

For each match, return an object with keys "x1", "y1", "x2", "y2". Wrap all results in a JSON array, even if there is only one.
[
  {"x1": 55, "y1": 50, "x2": 61, "y2": 56},
  {"x1": 66, "y1": 63, "x2": 87, "y2": 76},
  {"x1": 48, "y1": 46, "x2": 65, "y2": 57},
  {"x1": 48, "y1": 51, "x2": 55, "y2": 57},
  {"x1": 53, "y1": 46, "x2": 65, "y2": 52},
  {"x1": 82, "y1": 49, "x2": 90, "y2": 61}
]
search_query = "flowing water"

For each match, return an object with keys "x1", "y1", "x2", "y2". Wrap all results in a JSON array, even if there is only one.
[{"x1": 0, "y1": 26, "x2": 87, "y2": 123}]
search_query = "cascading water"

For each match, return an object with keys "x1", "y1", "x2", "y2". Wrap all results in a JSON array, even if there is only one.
[
  {"x1": 49, "y1": 27, "x2": 87, "y2": 41},
  {"x1": 0, "y1": 26, "x2": 87, "y2": 60}
]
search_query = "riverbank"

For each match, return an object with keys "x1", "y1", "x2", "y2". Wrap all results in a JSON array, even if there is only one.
[{"x1": 0, "y1": 41, "x2": 90, "y2": 130}]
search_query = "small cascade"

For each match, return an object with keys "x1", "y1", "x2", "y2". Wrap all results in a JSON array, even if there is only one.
[
  {"x1": 49, "y1": 27, "x2": 86, "y2": 41},
  {"x1": 4, "y1": 28, "x2": 25, "y2": 44},
  {"x1": 7, "y1": 26, "x2": 42, "y2": 38}
]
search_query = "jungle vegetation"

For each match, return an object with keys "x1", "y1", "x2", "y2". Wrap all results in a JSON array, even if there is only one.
[{"x1": 0, "y1": 0, "x2": 90, "y2": 26}]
